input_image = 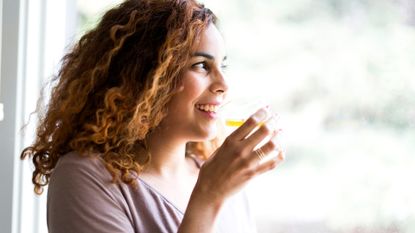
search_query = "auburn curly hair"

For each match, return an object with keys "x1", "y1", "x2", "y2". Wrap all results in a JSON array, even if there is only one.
[{"x1": 21, "y1": 0, "x2": 220, "y2": 194}]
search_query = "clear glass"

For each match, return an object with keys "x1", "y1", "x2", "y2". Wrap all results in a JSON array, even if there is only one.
[{"x1": 219, "y1": 99, "x2": 282, "y2": 162}]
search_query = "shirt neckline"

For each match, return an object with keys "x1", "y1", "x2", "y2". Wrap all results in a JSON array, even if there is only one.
[
  {"x1": 137, "y1": 177, "x2": 185, "y2": 215},
  {"x1": 135, "y1": 155, "x2": 203, "y2": 215}
]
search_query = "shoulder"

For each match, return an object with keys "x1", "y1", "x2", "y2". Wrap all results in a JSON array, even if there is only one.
[
  {"x1": 49, "y1": 151, "x2": 115, "y2": 193},
  {"x1": 47, "y1": 151, "x2": 134, "y2": 233},
  {"x1": 54, "y1": 151, "x2": 106, "y2": 174},
  {"x1": 48, "y1": 151, "x2": 119, "y2": 203},
  {"x1": 48, "y1": 151, "x2": 119, "y2": 208}
]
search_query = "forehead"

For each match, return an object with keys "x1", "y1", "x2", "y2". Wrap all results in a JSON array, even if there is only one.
[{"x1": 194, "y1": 24, "x2": 226, "y2": 60}]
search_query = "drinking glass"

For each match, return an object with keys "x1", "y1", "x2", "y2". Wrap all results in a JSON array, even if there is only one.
[{"x1": 219, "y1": 99, "x2": 281, "y2": 163}]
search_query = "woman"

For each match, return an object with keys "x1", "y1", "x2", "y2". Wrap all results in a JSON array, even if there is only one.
[{"x1": 21, "y1": 0, "x2": 284, "y2": 232}]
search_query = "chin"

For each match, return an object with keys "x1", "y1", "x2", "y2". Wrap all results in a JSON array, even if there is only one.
[{"x1": 194, "y1": 128, "x2": 218, "y2": 141}]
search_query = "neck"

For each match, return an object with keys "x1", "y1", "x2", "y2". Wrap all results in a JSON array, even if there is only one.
[{"x1": 144, "y1": 127, "x2": 189, "y2": 177}]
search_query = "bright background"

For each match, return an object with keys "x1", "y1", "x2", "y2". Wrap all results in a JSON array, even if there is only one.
[
  {"x1": 78, "y1": 1, "x2": 415, "y2": 232},
  {"x1": 1, "y1": 0, "x2": 414, "y2": 233}
]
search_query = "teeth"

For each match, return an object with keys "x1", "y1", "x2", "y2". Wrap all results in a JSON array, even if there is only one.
[{"x1": 196, "y1": 104, "x2": 218, "y2": 113}]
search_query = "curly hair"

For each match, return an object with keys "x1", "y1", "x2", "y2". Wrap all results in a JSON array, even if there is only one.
[{"x1": 21, "y1": 0, "x2": 218, "y2": 194}]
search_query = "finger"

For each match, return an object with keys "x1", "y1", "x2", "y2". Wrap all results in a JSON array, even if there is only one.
[
  {"x1": 254, "y1": 152, "x2": 284, "y2": 175},
  {"x1": 244, "y1": 116, "x2": 279, "y2": 149},
  {"x1": 251, "y1": 130, "x2": 282, "y2": 162},
  {"x1": 229, "y1": 107, "x2": 270, "y2": 141}
]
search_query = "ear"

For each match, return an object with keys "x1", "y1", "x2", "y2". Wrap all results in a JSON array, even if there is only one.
[{"x1": 176, "y1": 85, "x2": 185, "y2": 93}]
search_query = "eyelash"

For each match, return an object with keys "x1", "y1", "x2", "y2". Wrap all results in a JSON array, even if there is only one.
[
  {"x1": 192, "y1": 61, "x2": 210, "y2": 71},
  {"x1": 192, "y1": 62, "x2": 228, "y2": 72}
]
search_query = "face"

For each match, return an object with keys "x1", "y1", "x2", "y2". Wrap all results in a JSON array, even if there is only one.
[{"x1": 161, "y1": 24, "x2": 228, "y2": 141}]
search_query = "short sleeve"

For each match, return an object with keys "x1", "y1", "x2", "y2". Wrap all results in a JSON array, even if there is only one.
[{"x1": 47, "y1": 152, "x2": 134, "y2": 233}]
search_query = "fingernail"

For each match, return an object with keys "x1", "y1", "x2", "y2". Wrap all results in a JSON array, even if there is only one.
[{"x1": 253, "y1": 108, "x2": 268, "y2": 122}]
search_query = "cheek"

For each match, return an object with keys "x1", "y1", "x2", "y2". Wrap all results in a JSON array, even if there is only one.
[
  {"x1": 181, "y1": 75, "x2": 206, "y2": 100},
  {"x1": 168, "y1": 78, "x2": 203, "y2": 113}
]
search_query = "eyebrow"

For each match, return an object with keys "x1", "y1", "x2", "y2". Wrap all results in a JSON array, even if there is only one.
[{"x1": 192, "y1": 52, "x2": 227, "y2": 61}]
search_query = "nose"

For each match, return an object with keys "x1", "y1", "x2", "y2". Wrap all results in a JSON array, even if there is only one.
[{"x1": 210, "y1": 70, "x2": 228, "y2": 95}]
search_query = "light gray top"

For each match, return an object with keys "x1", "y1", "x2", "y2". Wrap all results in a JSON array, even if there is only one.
[{"x1": 47, "y1": 152, "x2": 257, "y2": 233}]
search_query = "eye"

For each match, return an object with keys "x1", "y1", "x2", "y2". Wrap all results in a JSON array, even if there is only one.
[
  {"x1": 221, "y1": 64, "x2": 228, "y2": 71},
  {"x1": 192, "y1": 61, "x2": 210, "y2": 72}
]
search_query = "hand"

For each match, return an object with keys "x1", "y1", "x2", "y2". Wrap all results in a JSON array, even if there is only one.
[{"x1": 194, "y1": 107, "x2": 285, "y2": 205}]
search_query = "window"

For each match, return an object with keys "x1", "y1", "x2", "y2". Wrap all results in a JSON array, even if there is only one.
[
  {"x1": 3, "y1": 0, "x2": 414, "y2": 232},
  {"x1": 0, "y1": 0, "x2": 77, "y2": 232}
]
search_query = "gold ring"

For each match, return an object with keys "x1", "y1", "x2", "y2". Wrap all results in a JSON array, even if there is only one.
[{"x1": 255, "y1": 148, "x2": 266, "y2": 161}]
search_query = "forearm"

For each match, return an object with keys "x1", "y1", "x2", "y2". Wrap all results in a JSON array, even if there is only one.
[{"x1": 178, "y1": 184, "x2": 224, "y2": 233}]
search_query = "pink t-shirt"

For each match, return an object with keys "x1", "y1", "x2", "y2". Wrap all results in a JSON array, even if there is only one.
[{"x1": 47, "y1": 152, "x2": 257, "y2": 233}]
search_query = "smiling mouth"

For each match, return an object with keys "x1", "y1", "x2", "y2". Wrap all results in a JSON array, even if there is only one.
[{"x1": 195, "y1": 104, "x2": 219, "y2": 113}]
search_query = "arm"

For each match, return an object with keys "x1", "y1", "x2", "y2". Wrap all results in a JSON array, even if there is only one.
[
  {"x1": 178, "y1": 186, "x2": 224, "y2": 233},
  {"x1": 178, "y1": 108, "x2": 285, "y2": 233}
]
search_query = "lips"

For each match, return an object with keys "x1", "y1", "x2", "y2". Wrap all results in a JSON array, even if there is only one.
[{"x1": 195, "y1": 103, "x2": 219, "y2": 113}]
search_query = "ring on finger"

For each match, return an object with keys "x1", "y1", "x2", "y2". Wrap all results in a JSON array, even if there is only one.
[{"x1": 255, "y1": 148, "x2": 266, "y2": 161}]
